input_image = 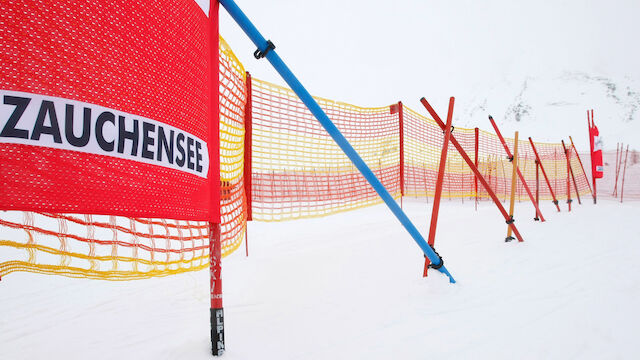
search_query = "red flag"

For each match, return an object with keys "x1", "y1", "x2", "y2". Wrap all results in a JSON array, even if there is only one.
[{"x1": 591, "y1": 122, "x2": 604, "y2": 179}]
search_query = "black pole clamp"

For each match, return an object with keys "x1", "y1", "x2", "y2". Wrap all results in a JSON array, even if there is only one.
[
  {"x1": 427, "y1": 245, "x2": 444, "y2": 270},
  {"x1": 254, "y1": 40, "x2": 276, "y2": 59},
  {"x1": 506, "y1": 215, "x2": 515, "y2": 225},
  {"x1": 552, "y1": 199, "x2": 559, "y2": 205},
  {"x1": 508, "y1": 155, "x2": 514, "y2": 162},
  {"x1": 442, "y1": 126, "x2": 455, "y2": 135}
]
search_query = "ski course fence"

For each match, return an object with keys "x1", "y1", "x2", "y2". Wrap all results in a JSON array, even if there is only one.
[{"x1": 2, "y1": 8, "x2": 629, "y2": 281}]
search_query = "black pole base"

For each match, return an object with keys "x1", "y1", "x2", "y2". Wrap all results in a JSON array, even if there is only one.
[
  {"x1": 211, "y1": 308, "x2": 225, "y2": 356},
  {"x1": 505, "y1": 236, "x2": 516, "y2": 242},
  {"x1": 533, "y1": 217, "x2": 540, "y2": 221}
]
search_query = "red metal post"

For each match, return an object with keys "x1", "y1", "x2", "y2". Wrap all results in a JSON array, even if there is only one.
[
  {"x1": 621, "y1": 145, "x2": 629, "y2": 203},
  {"x1": 423, "y1": 97, "x2": 454, "y2": 277},
  {"x1": 209, "y1": 1, "x2": 224, "y2": 356},
  {"x1": 474, "y1": 127, "x2": 479, "y2": 210},
  {"x1": 244, "y1": 71, "x2": 253, "y2": 257},
  {"x1": 421, "y1": 98, "x2": 524, "y2": 242},
  {"x1": 569, "y1": 136, "x2": 592, "y2": 198},
  {"x1": 613, "y1": 142, "x2": 620, "y2": 197},
  {"x1": 534, "y1": 159, "x2": 540, "y2": 220},
  {"x1": 589, "y1": 110, "x2": 597, "y2": 204},
  {"x1": 488, "y1": 116, "x2": 545, "y2": 222},
  {"x1": 528, "y1": 137, "x2": 561, "y2": 212},
  {"x1": 399, "y1": 101, "x2": 405, "y2": 209},
  {"x1": 209, "y1": 222, "x2": 224, "y2": 356}
]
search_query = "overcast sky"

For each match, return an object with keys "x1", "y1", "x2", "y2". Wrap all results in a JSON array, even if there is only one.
[{"x1": 209, "y1": 0, "x2": 640, "y2": 112}]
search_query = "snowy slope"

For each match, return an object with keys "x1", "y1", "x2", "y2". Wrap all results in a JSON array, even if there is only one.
[
  {"x1": 2, "y1": 199, "x2": 640, "y2": 359},
  {"x1": 458, "y1": 72, "x2": 640, "y2": 151}
]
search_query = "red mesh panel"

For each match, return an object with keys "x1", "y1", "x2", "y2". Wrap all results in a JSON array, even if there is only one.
[{"x1": 0, "y1": 0, "x2": 213, "y2": 220}]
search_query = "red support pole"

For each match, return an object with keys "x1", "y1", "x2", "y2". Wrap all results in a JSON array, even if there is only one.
[
  {"x1": 209, "y1": 222, "x2": 224, "y2": 356},
  {"x1": 244, "y1": 71, "x2": 253, "y2": 257},
  {"x1": 423, "y1": 97, "x2": 454, "y2": 277},
  {"x1": 617, "y1": 143, "x2": 625, "y2": 195},
  {"x1": 529, "y1": 137, "x2": 561, "y2": 212},
  {"x1": 421, "y1": 98, "x2": 524, "y2": 242},
  {"x1": 534, "y1": 159, "x2": 540, "y2": 220},
  {"x1": 399, "y1": 101, "x2": 405, "y2": 209},
  {"x1": 613, "y1": 142, "x2": 620, "y2": 197},
  {"x1": 589, "y1": 109, "x2": 597, "y2": 204},
  {"x1": 474, "y1": 127, "x2": 479, "y2": 210},
  {"x1": 209, "y1": 1, "x2": 224, "y2": 356},
  {"x1": 563, "y1": 140, "x2": 581, "y2": 205},
  {"x1": 621, "y1": 145, "x2": 629, "y2": 203},
  {"x1": 488, "y1": 116, "x2": 545, "y2": 222},
  {"x1": 569, "y1": 136, "x2": 592, "y2": 198}
]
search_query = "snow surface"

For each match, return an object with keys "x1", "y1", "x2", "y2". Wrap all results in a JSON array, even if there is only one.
[{"x1": 2, "y1": 199, "x2": 640, "y2": 359}]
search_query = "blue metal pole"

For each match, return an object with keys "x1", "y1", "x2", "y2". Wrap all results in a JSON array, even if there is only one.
[{"x1": 219, "y1": 0, "x2": 454, "y2": 283}]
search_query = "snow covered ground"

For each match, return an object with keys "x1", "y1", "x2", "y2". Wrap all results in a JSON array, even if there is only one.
[{"x1": 2, "y1": 198, "x2": 639, "y2": 359}]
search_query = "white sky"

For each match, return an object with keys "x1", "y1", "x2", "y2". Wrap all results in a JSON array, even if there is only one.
[{"x1": 211, "y1": 0, "x2": 640, "y2": 112}]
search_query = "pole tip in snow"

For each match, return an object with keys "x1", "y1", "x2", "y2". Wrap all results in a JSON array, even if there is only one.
[{"x1": 437, "y1": 267, "x2": 456, "y2": 283}]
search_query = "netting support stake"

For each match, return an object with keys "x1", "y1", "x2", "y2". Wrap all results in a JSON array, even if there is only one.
[
  {"x1": 244, "y1": 71, "x2": 253, "y2": 257},
  {"x1": 488, "y1": 115, "x2": 545, "y2": 222},
  {"x1": 209, "y1": 1, "x2": 224, "y2": 356},
  {"x1": 588, "y1": 110, "x2": 597, "y2": 204},
  {"x1": 423, "y1": 97, "x2": 455, "y2": 277},
  {"x1": 569, "y1": 136, "x2": 592, "y2": 199},
  {"x1": 219, "y1": 0, "x2": 455, "y2": 283},
  {"x1": 562, "y1": 140, "x2": 581, "y2": 205},
  {"x1": 621, "y1": 145, "x2": 629, "y2": 203},
  {"x1": 474, "y1": 127, "x2": 479, "y2": 211},
  {"x1": 506, "y1": 131, "x2": 519, "y2": 241},
  {"x1": 421, "y1": 98, "x2": 524, "y2": 242}
]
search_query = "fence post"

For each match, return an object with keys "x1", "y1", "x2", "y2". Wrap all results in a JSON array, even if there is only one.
[
  {"x1": 475, "y1": 127, "x2": 479, "y2": 210},
  {"x1": 621, "y1": 145, "x2": 629, "y2": 203},
  {"x1": 398, "y1": 102, "x2": 405, "y2": 208},
  {"x1": 534, "y1": 158, "x2": 540, "y2": 221},
  {"x1": 613, "y1": 142, "x2": 620, "y2": 197},
  {"x1": 562, "y1": 140, "x2": 573, "y2": 211},
  {"x1": 244, "y1": 71, "x2": 253, "y2": 257},
  {"x1": 423, "y1": 97, "x2": 454, "y2": 277},
  {"x1": 528, "y1": 137, "x2": 561, "y2": 212},
  {"x1": 569, "y1": 136, "x2": 592, "y2": 198},
  {"x1": 421, "y1": 98, "x2": 524, "y2": 242},
  {"x1": 589, "y1": 109, "x2": 597, "y2": 204},
  {"x1": 208, "y1": 1, "x2": 225, "y2": 356},
  {"x1": 488, "y1": 116, "x2": 545, "y2": 222},
  {"x1": 563, "y1": 140, "x2": 581, "y2": 205},
  {"x1": 506, "y1": 131, "x2": 519, "y2": 241}
]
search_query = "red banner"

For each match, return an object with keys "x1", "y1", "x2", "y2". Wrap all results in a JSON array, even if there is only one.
[{"x1": 0, "y1": 1, "x2": 218, "y2": 221}]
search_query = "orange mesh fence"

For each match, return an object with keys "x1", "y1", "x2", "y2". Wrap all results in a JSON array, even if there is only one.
[
  {"x1": 2, "y1": 15, "x2": 613, "y2": 283},
  {"x1": 402, "y1": 105, "x2": 591, "y2": 204},
  {"x1": 0, "y1": 35, "x2": 248, "y2": 280},
  {"x1": 583, "y1": 150, "x2": 640, "y2": 201},
  {"x1": 250, "y1": 78, "x2": 400, "y2": 221}
]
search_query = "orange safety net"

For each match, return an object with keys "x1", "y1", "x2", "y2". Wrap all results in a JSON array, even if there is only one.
[
  {"x1": 0, "y1": 36, "x2": 248, "y2": 280},
  {"x1": 584, "y1": 150, "x2": 640, "y2": 201}
]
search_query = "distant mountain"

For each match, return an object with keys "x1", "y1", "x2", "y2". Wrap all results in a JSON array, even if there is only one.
[{"x1": 458, "y1": 72, "x2": 640, "y2": 151}]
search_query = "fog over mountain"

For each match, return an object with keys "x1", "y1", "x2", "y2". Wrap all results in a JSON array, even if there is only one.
[
  {"x1": 202, "y1": 0, "x2": 640, "y2": 151},
  {"x1": 459, "y1": 72, "x2": 640, "y2": 150}
]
